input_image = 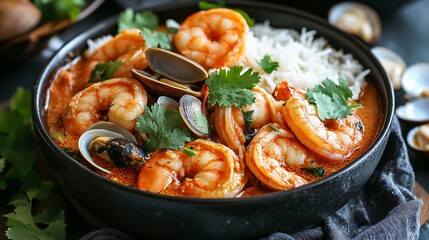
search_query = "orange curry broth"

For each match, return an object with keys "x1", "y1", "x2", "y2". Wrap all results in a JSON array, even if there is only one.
[{"x1": 46, "y1": 58, "x2": 382, "y2": 195}]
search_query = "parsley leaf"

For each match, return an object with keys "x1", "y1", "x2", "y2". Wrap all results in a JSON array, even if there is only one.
[
  {"x1": 88, "y1": 60, "x2": 122, "y2": 83},
  {"x1": 195, "y1": 112, "x2": 210, "y2": 135},
  {"x1": 140, "y1": 28, "x2": 171, "y2": 50},
  {"x1": 35, "y1": 0, "x2": 85, "y2": 22},
  {"x1": 306, "y1": 78, "x2": 360, "y2": 120},
  {"x1": 136, "y1": 104, "x2": 192, "y2": 151},
  {"x1": 118, "y1": 9, "x2": 159, "y2": 32},
  {"x1": 258, "y1": 54, "x2": 279, "y2": 73},
  {"x1": 206, "y1": 66, "x2": 259, "y2": 108},
  {"x1": 198, "y1": 1, "x2": 255, "y2": 27}
]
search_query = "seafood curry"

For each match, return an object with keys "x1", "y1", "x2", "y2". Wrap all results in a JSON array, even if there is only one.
[{"x1": 46, "y1": 8, "x2": 381, "y2": 198}]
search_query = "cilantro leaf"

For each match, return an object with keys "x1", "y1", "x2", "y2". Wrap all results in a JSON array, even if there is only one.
[
  {"x1": 118, "y1": 9, "x2": 158, "y2": 32},
  {"x1": 206, "y1": 66, "x2": 259, "y2": 108},
  {"x1": 35, "y1": 0, "x2": 85, "y2": 22},
  {"x1": 1, "y1": 88, "x2": 67, "y2": 240},
  {"x1": 195, "y1": 112, "x2": 209, "y2": 135},
  {"x1": 306, "y1": 78, "x2": 360, "y2": 120},
  {"x1": 137, "y1": 104, "x2": 192, "y2": 151},
  {"x1": 242, "y1": 110, "x2": 254, "y2": 132},
  {"x1": 88, "y1": 60, "x2": 122, "y2": 83},
  {"x1": 302, "y1": 167, "x2": 325, "y2": 177},
  {"x1": 199, "y1": 1, "x2": 255, "y2": 27},
  {"x1": 257, "y1": 54, "x2": 279, "y2": 74},
  {"x1": 140, "y1": 28, "x2": 171, "y2": 50}
]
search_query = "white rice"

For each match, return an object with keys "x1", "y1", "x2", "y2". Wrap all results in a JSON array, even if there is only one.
[{"x1": 237, "y1": 22, "x2": 369, "y2": 99}]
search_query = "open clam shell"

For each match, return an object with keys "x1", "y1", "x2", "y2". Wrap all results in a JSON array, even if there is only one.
[
  {"x1": 396, "y1": 98, "x2": 429, "y2": 124},
  {"x1": 131, "y1": 68, "x2": 203, "y2": 98},
  {"x1": 328, "y1": 2, "x2": 381, "y2": 44},
  {"x1": 407, "y1": 124, "x2": 429, "y2": 158},
  {"x1": 78, "y1": 122, "x2": 137, "y2": 174},
  {"x1": 401, "y1": 63, "x2": 429, "y2": 98},
  {"x1": 371, "y1": 47, "x2": 406, "y2": 90},
  {"x1": 179, "y1": 94, "x2": 211, "y2": 138},
  {"x1": 145, "y1": 47, "x2": 208, "y2": 84}
]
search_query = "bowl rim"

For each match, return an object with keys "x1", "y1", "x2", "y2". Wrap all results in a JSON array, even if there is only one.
[{"x1": 32, "y1": 0, "x2": 395, "y2": 205}]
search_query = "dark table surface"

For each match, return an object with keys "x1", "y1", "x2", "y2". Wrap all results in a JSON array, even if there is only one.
[{"x1": 1, "y1": 0, "x2": 428, "y2": 239}]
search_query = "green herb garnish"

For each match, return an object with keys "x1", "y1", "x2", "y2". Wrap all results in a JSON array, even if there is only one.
[
  {"x1": 35, "y1": 0, "x2": 85, "y2": 22},
  {"x1": 355, "y1": 121, "x2": 363, "y2": 131},
  {"x1": 302, "y1": 167, "x2": 326, "y2": 177},
  {"x1": 258, "y1": 54, "x2": 279, "y2": 74},
  {"x1": 136, "y1": 104, "x2": 192, "y2": 151},
  {"x1": 268, "y1": 124, "x2": 279, "y2": 132},
  {"x1": 0, "y1": 88, "x2": 66, "y2": 239},
  {"x1": 195, "y1": 112, "x2": 210, "y2": 135},
  {"x1": 183, "y1": 148, "x2": 199, "y2": 156},
  {"x1": 206, "y1": 66, "x2": 259, "y2": 108},
  {"x1": 88, "y1": 60, "x2": 122, "y2": 83},
  {"x1": 140, "y1": 28, "x2": 171, "y2": 50},
  {"x1": 118, "y1": 9, "x2": 159, "y2": 32},
  {"x1": 198, "y1": 1, "x2": 255, "y2": 27},
  {"x1": 306, "y1": 78, "x2": 361, "y2": 121},
  {"x1": 242, "y1": 110, "x2": 254, "y2": 132}
]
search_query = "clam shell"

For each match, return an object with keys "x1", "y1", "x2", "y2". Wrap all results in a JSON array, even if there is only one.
[
  {"x1": 328, "y1": 2, "x2": 381, "y2": 44},
  {"x1": 371, "y1": 47, "x2": 406, "y2": 90},
  {"x1": 407, "y1": 125, "x2": 429, "y2": 158},
  {"x1": 145, "y1": 47, "x2": 208, "y2": 84},
  {"x1": 401, "y1": 62, "x2": 429, "y2": 98},
  {"x1": 179, "y1": 94, "x2": 210, "y2": 138},
  {"x1": 131, "y1": 68, "x2": 203, "y2": 98},
  {"x1": 78, "y1": 122, "x2": 137, "y2": 174},
  {"x1": 396, "y1": 98, "x2": 429, "y2": 124}
]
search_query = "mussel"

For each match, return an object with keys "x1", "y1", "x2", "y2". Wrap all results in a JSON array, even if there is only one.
[
  {"x1": 78, "y1": 122, "x2": 147, "y2": 174},
  {"x1": 132, "y1": 47, "x2": 208, "y2": 98},
  {"x1": 328, "y1": 2, "x2": 381, "y2": 44}
]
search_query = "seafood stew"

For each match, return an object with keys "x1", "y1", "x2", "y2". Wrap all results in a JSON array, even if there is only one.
[
  {"x1": 45, "y1": 6, "x2": 383, "y2": 198},
  {"x1": 33, "y1": 2, "x2": 393, "y2": 238}
]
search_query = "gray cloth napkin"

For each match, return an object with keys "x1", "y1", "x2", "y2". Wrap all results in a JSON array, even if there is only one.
[{"x1": 81, "y1": 117, "x2": 422, "y2": 239}]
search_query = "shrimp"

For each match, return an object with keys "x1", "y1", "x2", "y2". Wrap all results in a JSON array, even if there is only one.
[
  {"x1": 82, "y1": 29, "x2": 148, "y2": 81},
  {"x1": 245, "y1": 124, "x2": 311, "y2": 190},
  {"x1": 212, "y1": 87, "x2": 285, "y2": 156},
  {"x1": 174, "y1": 8, "x2": 249, "y2": 70},
  {"x1": 282, "y1": 97, "x2": 364, "y2": 161},
  {"x1": 137, "y1": 139, "x2": 247, "y2": 198},
  {"x1": 62, "y1": 78, "x2": 147, "y2": 136}
]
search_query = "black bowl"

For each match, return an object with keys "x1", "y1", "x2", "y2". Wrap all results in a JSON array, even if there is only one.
[{"x1": 32, "y1": 1, "x2": 394, "y2": 239}]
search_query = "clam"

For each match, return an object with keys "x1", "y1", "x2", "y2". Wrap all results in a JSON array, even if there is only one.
[
  {"x1": 179, "y1": 94, "x2": 211, "y2": 138},
  {"x1": 132, "y1": 47, "x2": 208, "y2": 98},
  {"x1": 78, "y1": 122, "x2": 146, "y2": 174},
  {"x1": 0, "y1": 0, "x2": 41, "y2": 41},
  {"x1": 401, "y1": 63, "x2": 429, "y2": 98},
  {"x1": 328, "y1": 2, "x2": 381, "y2": 44},
  {"x1": 396, "y1": 98, "x2": 429, "y2": 124},
  {"x1": 407, "y1": 124, "x2": 429, "y2": 158},
  {"x1": 371, "y1": 47, "x2": 406, "y2": 90}
]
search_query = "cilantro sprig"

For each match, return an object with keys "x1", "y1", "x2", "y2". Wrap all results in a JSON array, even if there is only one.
[
  {"x1": 199, "y1": 1, "x2": 255, "y2": 27},
  {"x1": 136, "y1": 104, "x2": 192, "y2": 151},
  {"x1": 306, "y1": 78, "x2": 360, "y2": 121},
  {"x1": 0, "y1": 88, "x2": 66, "y2": 239},
  {"x1": 257, "y1": 54, "x2": 279, "y2": 74},
  {"x1": 88, "y1": 60, "x2": 122, "y2": 83},
  {"x1": 35, "y1": 0, "x2": 85, "y2": 22},
  {"x1": 140, "y1": 28, "x2": 171, "y2": 50},
  {"x1": 118, "y1": 9, "x2": 159, "y2": 32},
  {"x1": 206, "y1": 66, "x2": 260, "y2": 108}
]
